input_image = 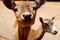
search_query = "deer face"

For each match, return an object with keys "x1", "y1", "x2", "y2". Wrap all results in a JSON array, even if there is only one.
[
  {"x1": 40, "y1": 17, "x2": 57, "y2": 35},
  {"x1": 2, "y1": 0, "x2": 46, "y2": 27},
  {"x1": 15, "y1": 3, "x2": 36, "y2": 21}
]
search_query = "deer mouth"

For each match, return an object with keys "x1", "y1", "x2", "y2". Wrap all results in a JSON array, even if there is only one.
[{"x1": 52, "y1": 31, "x2": 58, "y2": 35}]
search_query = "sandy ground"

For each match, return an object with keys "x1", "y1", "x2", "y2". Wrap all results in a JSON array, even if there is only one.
[{"x1": 0, "y1": 1, "x2": 60, "y2": 40}]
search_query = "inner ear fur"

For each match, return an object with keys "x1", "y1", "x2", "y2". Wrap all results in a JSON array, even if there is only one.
[
  {"x1": 35, "y1": 0, "x2": 46, "y2": 9},
  {"x1": 51, "y1": 16, "x2": 55, "y2": 20},
  {"x1": 39, "y1": 17, "x2": 44, "y2": 24},
  {"x1": 2, "y1": 0, "x2": 16, "y2": 10}
]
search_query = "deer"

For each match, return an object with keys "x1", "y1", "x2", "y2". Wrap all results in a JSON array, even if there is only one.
[
  {"x1": 2, "y1": 0, "x2": 46, "y2": 40},
  {"x1": 28, "y1": 17, "x2": 57, "y2": 40}
]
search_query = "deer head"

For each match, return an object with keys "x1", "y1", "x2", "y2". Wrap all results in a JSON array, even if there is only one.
[
  {"x1": 2, "y1": 0, "x2": 46, "y2": 22},
  {"x1": 39, "y1": 17, "x2": 57, "y2": 35}
]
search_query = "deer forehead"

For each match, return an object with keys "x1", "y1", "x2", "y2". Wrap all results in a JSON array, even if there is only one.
[
  {"x1": 43, "y1": 19, "x2": 52, "y2": 23},
  {"x1": 15, "y1": 5, "x2": 35, "y2": 16},
  {"x1": 22, "y1": 11, "x2": 32, "y2": 15},
  {"x1": 17, "y1": 3, "x2": 30, "y2": 8}
]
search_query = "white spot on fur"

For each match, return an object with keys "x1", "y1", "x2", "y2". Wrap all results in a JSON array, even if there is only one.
[{"x1": 52, "y1": 25, "x2": 57, "y2": 32}]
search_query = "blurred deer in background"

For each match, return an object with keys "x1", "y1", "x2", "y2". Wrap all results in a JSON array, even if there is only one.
[
  {"x1": 2, "y1": 0, "x2": 46, "y2": 40},
  {"x1": 28, "y1": 17, "x2": 57, "y2": 40}
]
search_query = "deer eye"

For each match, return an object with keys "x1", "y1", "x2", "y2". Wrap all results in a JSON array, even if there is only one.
[
  {"x1": 14, "y1": 8, "x2": 18, "y2": 12},
  {"x1": 51, "y1": 22, "x2": 54, "y2": 25},
  {"x1": 33, "y1": 7, "x2": 37, "y2": 10},
  {"x1": 45, "y1": 23, "x2": 49, "y2": 26}
]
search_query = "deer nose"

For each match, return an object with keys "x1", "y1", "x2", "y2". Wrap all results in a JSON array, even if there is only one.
[
  {"x1": 53, "y1": 31, "x2": 58, "y2": 35},
  {"x1": 23, "y1": 14, "x2": 32, "y2": 21}
]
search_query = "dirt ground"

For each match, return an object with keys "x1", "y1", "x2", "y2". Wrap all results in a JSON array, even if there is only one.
[{"x1": 0, "y1": 1, "x2": 60, "y2": 40}]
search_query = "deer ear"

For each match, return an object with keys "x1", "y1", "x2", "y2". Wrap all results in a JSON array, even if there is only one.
[
  {"x1": 2, "y1": 0, "x2": 16, "y2": 10},
  {"x1": 39, "y1": 17, "x2": 44, "y2": 24},
  {"x1": 35, "y1": 0, "x2": 46, "y2": 9},
  {"x1": 51, "y1": 16, "x2": 55, "y2": 20}
]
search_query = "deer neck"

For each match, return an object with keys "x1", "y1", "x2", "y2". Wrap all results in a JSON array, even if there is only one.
[
  {"x1": 18, "y1": 10, "x2": 37, "y2": 40},
  {"x1": 36, "y1": 30, "x2": 45, "y2": 40},
  {"x1": 37, "y1": 23, "x2": 46, "y2": 40}
]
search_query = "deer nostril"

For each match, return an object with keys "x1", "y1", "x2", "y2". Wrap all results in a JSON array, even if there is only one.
[
  {"x1": 23, "y1": 14, "x2": 32, "y2": 18},
  {"x1": 29, "y1": 14, "x2": 32, "y2": 17},
  {"x1": 23, "y1": 15, "x2": 25, "y2": 17},
  {"x1": 54, "y1": 31, "x2": 57, "y2": 34},
  {"x1": 53, "y1": 31, "x2": 57, "y2": 35}
]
